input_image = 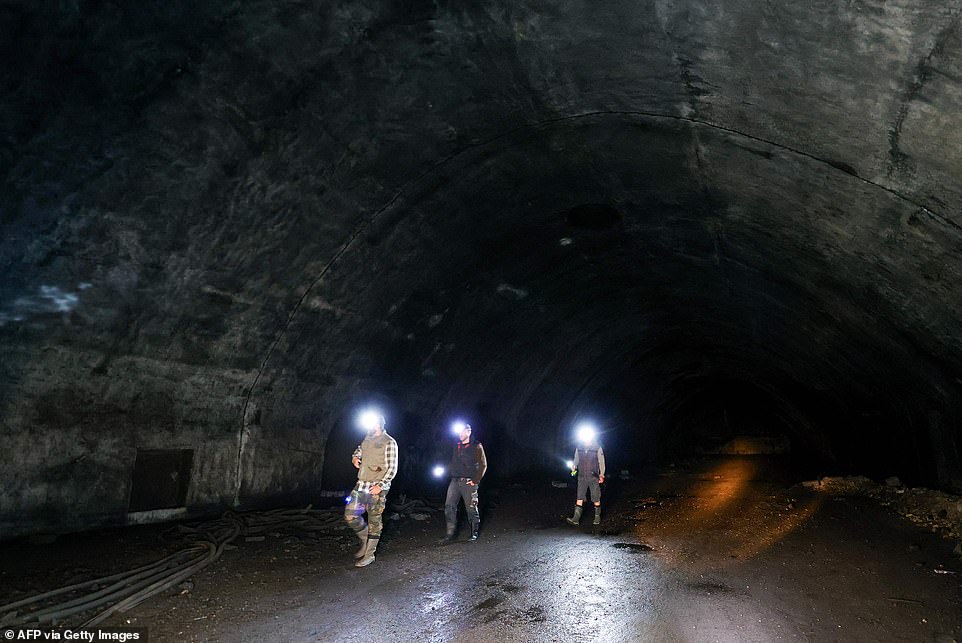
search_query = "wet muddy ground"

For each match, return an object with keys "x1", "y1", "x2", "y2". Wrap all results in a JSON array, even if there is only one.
[{"x1": 2, "y1": 456, "x2": 961, "y2": 642}]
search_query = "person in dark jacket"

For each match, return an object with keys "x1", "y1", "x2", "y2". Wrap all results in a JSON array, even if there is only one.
[{"x1": 439, "y1": 422, "x2": 487, "y2": 543}]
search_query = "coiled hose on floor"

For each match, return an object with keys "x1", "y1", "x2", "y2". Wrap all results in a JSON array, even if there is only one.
[{"x1": 0, "y1": 506, "x2": 345, "y2": 628}]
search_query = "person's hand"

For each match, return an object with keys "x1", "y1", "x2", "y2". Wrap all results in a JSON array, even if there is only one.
[
  {"x1": 599, "y1": 474, "x2": 605, "y2": 484},
  {"x1": 370, "y1": 484, "x2": 382, "y2": 495},
  {"x1": 466, "y1": 480, "x2": 476, "y2": 486},
  {"x1": 352, "y1": 457, "x2": 361, "y2": 469}
]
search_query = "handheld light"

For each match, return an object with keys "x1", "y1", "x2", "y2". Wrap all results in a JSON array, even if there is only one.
[{"x1": 432, "y1": 465, "x2": 446, "y2": 478}]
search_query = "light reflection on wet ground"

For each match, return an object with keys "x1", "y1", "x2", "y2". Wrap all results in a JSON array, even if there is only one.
[
  {"x1": 229, "y1": 530, "x2": 669, "y2": 642},
  {"x1": 198, "y1": 457, "x2": 961, "y2": 642},
  {"x1": 642, "y1": 457, "x2": 824, "y2": 572}
]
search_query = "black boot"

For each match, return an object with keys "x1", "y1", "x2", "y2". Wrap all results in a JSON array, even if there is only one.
[
  {"x1": 437, "y1": 526, "x2": 456, "y2": 545},
  {"x1": 593, "y1": 505, "x2": 601, "y2": 525},
  {"x1": 565, "y1": 505, "x2": 583, "y2": 525},
  {"x1": 469, "y1": 524, "x2": 479, "y2": 541}
]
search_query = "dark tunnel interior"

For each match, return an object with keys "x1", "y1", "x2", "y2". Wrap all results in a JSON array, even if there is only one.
[{"x1": 2, "y1": 0, "x2": 962, "y2": 540}]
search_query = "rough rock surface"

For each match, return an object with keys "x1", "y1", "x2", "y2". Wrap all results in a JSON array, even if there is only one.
[{"x1": 1, "y1": 0, "x2": 962, "y2": 537}]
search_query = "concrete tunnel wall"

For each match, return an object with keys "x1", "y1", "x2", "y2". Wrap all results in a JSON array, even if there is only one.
[{"x1": 1, "y1": 0, "x2": 962, "y2": 539}]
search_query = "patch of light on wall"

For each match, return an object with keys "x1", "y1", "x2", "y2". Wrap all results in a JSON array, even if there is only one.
[
  {"x1": 0, "y1": 283, "x2": 89, "y2": 326},
  {"x1": 496, "y1": 283, "x2": 528, "y2": 300}
]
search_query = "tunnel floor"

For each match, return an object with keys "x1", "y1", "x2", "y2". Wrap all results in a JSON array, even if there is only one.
[{"x1": 2, "y1": 456, "x2": 961, "y2": 642}]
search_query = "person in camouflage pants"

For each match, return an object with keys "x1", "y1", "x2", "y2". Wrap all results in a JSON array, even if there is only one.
[{"x1": 345, "y1": 414, "x2": 398, "y2": 567}]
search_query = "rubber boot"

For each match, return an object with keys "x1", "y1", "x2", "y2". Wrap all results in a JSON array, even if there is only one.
[
  {"x1": 355, "y1": 536, "x2": 379, "y2": 567},
  {"x1": 593, "y1": 505, "x2": 601, "y2": 525},
  {"x1": 565, "y1": 504, "x2": 583, "y2": 525},
  {"x1": 437, "y1": 526, "x2": 456, "y2": 545},
  {"x1": 469, "y1": 523, "x2": 479, "y2": 542},
  {"x1": 353, "y1": 527, "x2": 368, "y2": 560}
]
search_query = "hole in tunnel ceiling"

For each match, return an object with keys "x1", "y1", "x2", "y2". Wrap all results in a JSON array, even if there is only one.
[{"x1": 562, "y1": 204, "x2": 622, "y2": 230}]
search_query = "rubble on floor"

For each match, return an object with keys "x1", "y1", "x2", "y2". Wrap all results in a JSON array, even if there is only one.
[{"x1": 801, "y1": 476, "x2": 962, "y2": 552}]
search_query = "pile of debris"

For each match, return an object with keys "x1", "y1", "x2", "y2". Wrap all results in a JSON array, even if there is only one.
[
  {"x1": 386, "y1": 495, "x2": 441, "y2": 522},
  {"x1": 802, "y1": 476, "x2": 962, "y2": 555}
]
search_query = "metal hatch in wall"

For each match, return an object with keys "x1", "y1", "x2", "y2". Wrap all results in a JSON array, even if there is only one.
[{"x1": 127, "y1": 448, "x2": 194, "y2": 517}]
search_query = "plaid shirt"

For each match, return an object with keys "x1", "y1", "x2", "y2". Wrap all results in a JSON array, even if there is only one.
[{"x1": 352, "y1": 433, "x2": 399, "y2": 493}]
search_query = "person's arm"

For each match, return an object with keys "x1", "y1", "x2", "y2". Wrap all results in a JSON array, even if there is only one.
[
  {"x1": 473, "y1": 443, "x2": 487, "y2": 484},
  {"x1": 351, "y1": 445, "x2": 362, "y2": 469},
  {"x1": 378, "y1": 438, "x2": 399, "y2": 490},
  {"x1": 572, "y1": 448, "x2": 579, "y2": 474},
  {"x1": 597, "y1": 447, "x2": 606, "y2": 481}
]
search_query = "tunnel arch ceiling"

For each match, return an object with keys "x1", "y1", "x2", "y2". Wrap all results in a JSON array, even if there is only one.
[
  {"x1": 2, "y1": 0, "x2": 962, "y2": 536},
  {"x1": 252, "y1": 114, "x2": 962, "y2": 491}
]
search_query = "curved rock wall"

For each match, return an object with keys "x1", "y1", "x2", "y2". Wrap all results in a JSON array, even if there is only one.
[{"x1": 1, "y1": 0, "x2": 961, "y2": 537}]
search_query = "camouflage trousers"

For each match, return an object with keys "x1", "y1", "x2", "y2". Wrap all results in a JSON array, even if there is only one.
[{"x1": 344, "y1": 488, "x2": 387, "y2": 537}]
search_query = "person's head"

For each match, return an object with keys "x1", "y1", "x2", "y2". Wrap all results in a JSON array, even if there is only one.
[
  {"x1": 575, "y1": 422, "x2": 598, "y2": 446},
  {"x1": 359, "y1": 410, "x2": 386, "y2": 436},
  {"x1": 370, "y1": 414, "x2": 386, "y2": 436},
  {"x1": 457, "y1": 423, "x2": 472, "y2": 443}
]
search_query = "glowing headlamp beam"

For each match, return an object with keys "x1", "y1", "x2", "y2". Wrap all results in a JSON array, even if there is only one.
[
  {"x1": 575, "y1": 422, "x2": 597, "y2": 444},
  {"x1": 357, "y1": 409, "x2": 383, "y2": 431}
]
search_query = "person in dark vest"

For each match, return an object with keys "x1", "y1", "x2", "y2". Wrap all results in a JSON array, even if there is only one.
[
  {"x1": 566, "y1": 423, "x2": 606, "y2": 526},
  {"x1": 439, "y1": 421, "x2": 487, "y2": 544},
  {"x1": 345, "y1": 411, "x2": 398, "y2": 567}
]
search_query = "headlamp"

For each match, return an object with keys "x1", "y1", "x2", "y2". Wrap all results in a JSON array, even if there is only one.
[
  {"x1": 357, "y1": 409, "x2": 382, "y2": 431},
  {"x1": 575, "y1": 422, "x2": 597, "y2": 444}
]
